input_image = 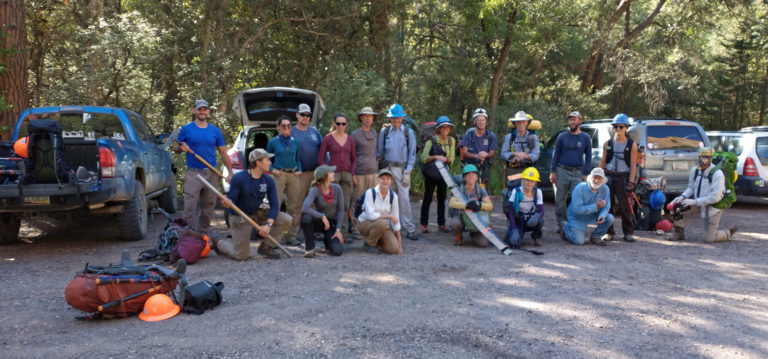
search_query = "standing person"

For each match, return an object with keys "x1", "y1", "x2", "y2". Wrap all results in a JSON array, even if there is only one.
[
  {"x1": 376, "y1": 103, "x2": 419, "y2": 241},
  {"x1": 300, "y1": 165, "x2": 345, "y2": 258},
  {"x1": 349, "y1": 107, "x2": 379, "y2": 240},
  {"x1": 448, "y1": 164, "x2": 494, "y2": 247},
  {"x1": 290, "y1": 103, "x2": 323, "y2": 244},
  {"x1": 357, "y1": 169, "x2": 402, "y2": 255},
  {"x1": 173, "y1": 99, "x2": 234, "y2": 234},
  {"x1": 668, "y1": 148, "x2": 738, "y2": 243},
  {"x1": 266, "y1": 115, "x2": 302, "y2": 246},
  {"x1": 215, "y1": 149, "x2": 292, "y2": 260},
  {"x1": 506, "y1": 167, "x2": 545, "y2": 248},
  {"x1": 550, "y1": 111, "x2": 592, "y2": 233},
  {"x1": 501, "y1": 111, "x2": 540, "y2": 187},
  {"x1": 562, "y1": 168, "x2": 614, "y2": 246},
  {"x1": 318, "y1": 113, "x2": 356, "y2": 235},
  {"x1": 599, "y1": 114, "x2": 638, "y2": 242},
  {"x1": 419, "y1": 116, "x2": 455, "y2": 233},
  {"x1": 460, "y1": 108, "x2": 498, "y2": 188}
]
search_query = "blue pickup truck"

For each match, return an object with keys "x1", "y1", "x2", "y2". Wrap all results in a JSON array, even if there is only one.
[{"x1": 0, "y1": 106, "x2": 177, "y2": 244}]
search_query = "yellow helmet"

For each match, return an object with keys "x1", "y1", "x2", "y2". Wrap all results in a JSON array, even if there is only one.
[{"x1": 521, "y1": 167, "x2": 540, "y2": 182}]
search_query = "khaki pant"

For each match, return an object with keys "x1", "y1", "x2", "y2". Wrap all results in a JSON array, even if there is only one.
[
  {"x1": 333, "y1": 170, "x2": 353, "y2": 233},
  {"x1": 359, "y1": 220, "x2": 400, "y2": 254},
  {"x1": 450, "y1": 217, "x2": 488, "y2": 247},
  {"x1": 182, "y1": 169, "x2": 219, "y2": 234},
  {"x1": 673, "y1": 206, "x2": 730, "y2": 243},
  {"x1": 217, "y1": 211, "x2": 292, "y2": 260},
  {"x1": 389, "y1": 166, "x2": 416, "y2": 234},
  {"x1": 350, "y1": 173, "x2": 378, "y2": 234},
  {"x1": 273, "y1": 172, "x2": 301, "y2": 240},
  {"x1": 295, "y1": 171, "x2": 316, "y2": 238}
]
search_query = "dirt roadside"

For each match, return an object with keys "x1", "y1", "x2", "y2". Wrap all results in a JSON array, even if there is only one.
[{"x1": 1, "y1": 197, "x2": 767, "y2": 358}]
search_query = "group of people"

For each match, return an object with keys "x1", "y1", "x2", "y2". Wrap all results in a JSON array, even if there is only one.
[{"x1": 172, "y1": 99, "x2": 737, "y2": 261}]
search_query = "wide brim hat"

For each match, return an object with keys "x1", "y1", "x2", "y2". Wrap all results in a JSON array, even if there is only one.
[{"x1": 357, "y1": 107, "x2": 377, "y2": 119}]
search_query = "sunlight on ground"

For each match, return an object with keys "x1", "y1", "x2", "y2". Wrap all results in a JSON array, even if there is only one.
[
  {"x1": 696, "y1": 259, "x2": 768, "y2": 279},
  {"x1": 339, "y1": 273, "x2": 414, "y2": 286},
  {"x1": 491, "y1": 277, "x2": 535, "y2": 288},
  {"x1": 438, "y1": 278, "x2": 467, "y2": 288}
]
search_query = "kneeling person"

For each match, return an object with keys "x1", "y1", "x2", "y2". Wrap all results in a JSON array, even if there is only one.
[
  {"x1": 300, "y1": 165, "x2": 345, "y2": 258},
  {"x1": 506, "y1": 167, "x2": 545, "y2": 248},
  {"x1": 357, "y1": 169, "x2": 402, "y2": 254},
  {"x1": 217, "y1": 149, "x2": 291, "y2": 260},
  {"x1": 563, "y1": 168, "x2": 614, "y2": 246},
  {"x1": 449, "y1": 164, "x2": 494, "y2": 247}
]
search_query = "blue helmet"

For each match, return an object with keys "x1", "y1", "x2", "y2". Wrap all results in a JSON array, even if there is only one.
[
  {"x1": 436, "y1": 116, "x2": 454, "y2": 128},
  {"x1": 612, "y1": 113, "x2": 630, "y2": 126},
  {"x1": 387, "y1": 104, "x2": 406, "y2": 118},
  {"x1": 649, "y1": 189, "x2": 666, "y2": 210}
]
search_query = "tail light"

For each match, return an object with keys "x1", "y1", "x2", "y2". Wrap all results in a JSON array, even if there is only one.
[
  {"x1": 228, "y1": 149, "x2": 243, "y2": 170},
  {"x1": 99, "y1": 146, "x2": 116, "y2": 178},
  {"x1": 744, "y1": 157, "x2": 759, "y2": 177}
]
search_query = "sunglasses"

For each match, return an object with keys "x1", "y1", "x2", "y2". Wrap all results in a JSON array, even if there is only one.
[
  {"x1": 279, "y1": 124, "x2": 291, "y2": 128},
  {"x1": 300, "y1": 113, "x2": 311, "y2": 117},
  {"x1": 612, "y1": 125, "x2": 626, "y2": 129},
  {"x1": 335, "y1": 122, "x2": 347, "y2": 126}
]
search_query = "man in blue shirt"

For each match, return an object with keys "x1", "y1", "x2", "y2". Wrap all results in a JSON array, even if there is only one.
[
  {"x1": 290, "y1": 103, "x2": 323, "y2": 244},
  {"x1": 563, "y1": 168, "x2": 614, "y2": 246},
  {"x1": 216, "y1": 149, "x2": 292, "y2": 260},
  {"x1": 549, "y1": 111, "x2": 592, "y2": 233},
  {"x1": 173, "y1": 99, "x2": 234, "y2": 235},
  {"x1": 460, "y1": 108, "x2": 498, "y2": 187},
  {"x1": 376, "y1": 103, "x2": 419, "y2": 240}
]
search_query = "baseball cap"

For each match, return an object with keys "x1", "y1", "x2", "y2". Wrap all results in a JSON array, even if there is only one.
[
  {"x1": 378, "y1": 168, "x2": 393, "y2": 178},
  {"x1": 566, "y1": 111, "x2": 582, "y2": 120},
  {"x1": 248, "y1": 148, "x2": 274, "y2": 163},
  {"x1": 194, "y1": 99, "x2": 209, "y2": 110},
  {"x1": 298, "y1": 103, "x2": 311, "y2": 113}
]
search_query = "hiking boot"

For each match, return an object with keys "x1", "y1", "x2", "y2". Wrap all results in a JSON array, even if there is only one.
[
  {"x1": 589, "y1": 237, "x2": 607, "y2": 246},
  {"x1": 729, "y1": 226, "x2": 739, "y2": 236},
  {"x1": 351, "y1": 232, "x2": 363, "y2": 241},
  {"x1": 454, "y1": 234, "x2": 463, "y2": 246},
  {"x1": 362, "y1": 242, "x2": 379, "y2": 254},
  {"x1": 303, "y1": 249, "x2": 316, "y2": 258},
  {"x1": 601, "y1": 234, "x2": 614, "y2": 242},
  {"x1": 408, "y1": 231, "x2": 420, "y2": 241},
  {"x1": 421, "y1": 224, "x2": 430, "y2": 233},
  {"x1": 623, "y1": 234, "x2": 635, "y2": 242},
  {"x1": 282, "y1": 235, "x2": 300, "y2": 246},
  {"x1": 668, "y1": 226, "x2": 685, "y2": 241},
  {"x1": 533, "y1": 238, "x2": 542, "y2": 247},
  {"x1": 257, "y1": 244, "x2": 280, "y2": 259},
  {"x1": 438, "y1": 225, "x2": 450, "y2": 233}
]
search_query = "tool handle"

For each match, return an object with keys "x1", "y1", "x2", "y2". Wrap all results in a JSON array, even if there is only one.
[
  {"x1": 97, "y1": 285, "x2": 163, "y2": 312},
  {"x1": 96, "y1": 277, "x2": 152, "y2": 285}
]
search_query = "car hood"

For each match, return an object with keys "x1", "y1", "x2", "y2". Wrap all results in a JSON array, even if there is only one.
[{"x1": 231, "y1": 87, "x2": 326, "y2": 130}]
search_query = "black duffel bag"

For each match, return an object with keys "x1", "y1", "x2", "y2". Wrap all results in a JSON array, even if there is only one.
[{"x1": 183, "y1": 280, "x2": 224, "y2": 315}]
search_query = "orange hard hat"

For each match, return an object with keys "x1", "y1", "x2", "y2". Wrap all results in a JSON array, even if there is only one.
[
  {"x1": 138, "y1": 294, "x2": 180, "y2": 322},
  {"x1": 200, "y1": 235, "x2": 211, "y2": 258},
  {"x1": 14, "y1": 136, "x2": 29, "y2": 158}
]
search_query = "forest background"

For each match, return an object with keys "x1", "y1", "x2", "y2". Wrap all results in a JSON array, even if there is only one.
[{"x1": 1, "y1": 0, "x2": 767, "y2": 194}]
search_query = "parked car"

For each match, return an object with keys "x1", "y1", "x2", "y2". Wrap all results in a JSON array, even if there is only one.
[
  {"x1": 220, "y1": 87, "x2": 326, "y2": 193},
  {"x1": 626, "y1": 118, "x2": 710, "y2": 195},
  {"x1": 0, "y1": 106, "x2": 177, "y2": 244},
  {"x1": 707, "y1": 127, "x2": 768, "y2": 197}
]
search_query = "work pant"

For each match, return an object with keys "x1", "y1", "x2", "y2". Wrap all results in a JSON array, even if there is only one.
[
  {"x1": 673, "y1": 206, "x2": 730, "y2": 243},
  {"x1": 295, "y1": 171, "x2": 316, "y2": 239},
  {"x1": 507, "y1": 213, "x2": 544, "y2": 242},
  {"x1": 450, "y1": 217, "x2": 488, "y2": 247},
  {"x1": 420, "y1": 175, "x2": 447, "y2": 226},
  {"x1": 300, "y1": 214, "x2": 343, "y2": 255},
  {"x1": 563, "y1": 214, "x2": 615, "y2": 245},
  {"x1": 349, "y1": 173, "x2": 377, "y2": 235},
  {"x1": 554, "y1": 167, "x2": 584, "y2": 230},
  {"x1": 217, "y1": 211, "x2": 292, "y2": 260},
  {"x1": 388, "y1": 166, "x2": 416, "y2": 234},
  {"x1": 182, "y1": 168, "x2": 219, "y2": 234},
  {"x1": 273, "y1": 171, "x2": 301, "y2": 240},
  {"x1": 333, "y1": 170, "x2": 353, "y2": 233},
  {"x1": 606, "y1": 174, "x2": 634, "y2": 236},
  {"x1": 359, "y1": 219, "x2": 400, "y2": 254}
]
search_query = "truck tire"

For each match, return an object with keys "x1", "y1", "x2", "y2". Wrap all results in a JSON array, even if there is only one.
[
  {"x1": 157, "y1": 180, "x2": 178, "y2": 214},
  {"x1": 0, "y1": 214, "x2": 21, "y2": 245},
  {"x1": 118, "y1": 181, "x2": 148, "y2": 241}
]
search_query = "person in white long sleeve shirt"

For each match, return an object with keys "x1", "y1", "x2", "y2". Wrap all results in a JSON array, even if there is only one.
[
  {"x1": 668, "y1": 147, "x2": 737, "y2": 243},
  {"x1": 357, "y1": 169, "x2": 403, "y2": 254}
]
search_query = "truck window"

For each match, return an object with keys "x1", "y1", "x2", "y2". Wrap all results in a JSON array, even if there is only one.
[
  {"x1": 17, "y1": 113, "x2": 126, "y2": 141},
  {"x1": 646, "y1": 126, "x2": 703, "y2": 150}
]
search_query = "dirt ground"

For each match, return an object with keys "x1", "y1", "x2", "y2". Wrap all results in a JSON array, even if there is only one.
[{"x1": 1, "y1": 196, "x2": 767, "y2": 359}]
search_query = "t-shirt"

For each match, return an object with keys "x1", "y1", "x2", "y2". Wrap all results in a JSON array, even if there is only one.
[
  {"x1": 290, "y1": 126, "x2": 323, "y2": 171},
  {"x1": 460, "y1": 128, "x2": 498, "y2": 164},
  {"x1": 350, "y1": 128, "x2": 378, "y2": 175},
  {"x1": 227, "y1": 170, "x2": 278, "y2": 220},
  {"x1": 177, "y1": 122, "x2": 225, "y2": 169}
]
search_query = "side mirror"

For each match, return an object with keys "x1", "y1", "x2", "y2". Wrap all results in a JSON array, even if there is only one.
[{"x1": 156, "y1": 133, "x2": 170, "y2": 144}]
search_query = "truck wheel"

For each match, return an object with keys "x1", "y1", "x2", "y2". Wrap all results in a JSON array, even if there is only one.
[
  {"x1": 0, "y1": 214, "x2": 21, "y2": 245},
  {"x1": 157, "y1": 180, "x2": 178, "y2": 214},
  {"x1": 118, "y1": 181, "x2": 148, "y2": 241}
]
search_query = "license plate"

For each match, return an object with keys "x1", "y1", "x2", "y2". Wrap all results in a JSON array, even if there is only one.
[
  {"x1": 760, "y1": 180, "x2": 765, "y2": 188},
  {"x1": 672, "y1": 161, "x2": 688, "y2": 171},
  {"x1": 24, "y1": 196, "x2": 50, "y2": 205}
]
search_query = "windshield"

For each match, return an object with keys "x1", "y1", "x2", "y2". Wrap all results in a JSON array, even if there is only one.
[
  {"x1": 17, "y1": 112, "x2": 126, "y2": 141},
  {"x1": 646, "y1": 125, "x2": 704, "y2": 150}
]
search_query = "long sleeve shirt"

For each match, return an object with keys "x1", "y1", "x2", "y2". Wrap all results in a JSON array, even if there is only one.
[
  {"x1": 420, "y1": 136, "x2": 455, "y2": 165},
  {"x1": 376, "y1": 125, "x2": 417, "y2": 171},
  {"x1": 566, "y1": 182, "x2": 611, "y2": 229},
  {"x1": 681, "y1": 165, "x2": 725, "y2": 218},
  {"x1": 551, "y1": 131, "x2": 592, "y2": 176},
  {"x1": 227, "y1": 171, "x2": 278, "y2": 220},
  {"x1": 357, "y1": 185, "x2": 400, "y2": 231},
  {"x1": 350, "y1": 128, "x2": 378, "y2": 175},
  {"x1": 318, "y1": 134, "x2": 357, "y2": 173},
  {"x1": 266, "y1": 135, "x2": 302, "y2": 172},
  {"x1": 501, "y1": 130, "x2": 540, "y2": 164},
  {"x1": 301, "y1": 184, "x2": 345, "y2": 228}
]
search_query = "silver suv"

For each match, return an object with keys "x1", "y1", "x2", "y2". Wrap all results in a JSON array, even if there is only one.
[
  {"x1": 707, "y1": 127, "x2": 768, "y2": 197},
  {"x1": 627, "y1": 118, "x2": 710, "y2": 195}
]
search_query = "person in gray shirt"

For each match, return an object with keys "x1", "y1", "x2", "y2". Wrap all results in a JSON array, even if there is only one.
[
  {"x1": 300, "y1": 165, "x2": 345, "y2": 258},
  {"x1": 349, "y1": 107, "x2": 379, "y2": 240}
]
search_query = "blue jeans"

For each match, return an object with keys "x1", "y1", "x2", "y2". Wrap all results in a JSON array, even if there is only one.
[
  {"x1": 564, "y1": 214, "x2": 615, "y2": 245},
  {"x1": 301, "y1": 214, "x2": 343, "y2": 256}
]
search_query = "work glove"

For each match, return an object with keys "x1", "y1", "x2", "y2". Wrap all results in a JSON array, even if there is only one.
[
  {"x1": 507, "y1": 229, "x2": 520, "y2": 247},
  {"x1": 402, "y1": 170, "x2": 411, "y2": 187},
  {"x1": 681, "y1": 199, "x2": 697, "y2": 207},
  {"x1": 526, "y1": 213, "x2": 542, "y2": 228},
  {"x1": 465, "y1": 200, "x2": 481, "y2": 211},
  {"x1": 624, "y1": 182, "x2": 635, "y2": 192},
  {"x1": 671, "y1": 196, "x2": 684, "y2": 205}
]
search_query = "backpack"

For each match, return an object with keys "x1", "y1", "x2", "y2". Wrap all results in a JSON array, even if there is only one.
[
  {"x1": 353, "y1": 188, "x2": 394, "y2": 218},
  {"x1": 695, "y1": 151, "x2": 738, "y2": 210},
  {"x1": 461, "y1": 128, "x2": 491, "y2": 163},
  {"x1": 604, "y1": 138, "x2": 634, "y2": 168},
  {"x1": 508, "y1": 129, "x2": 538, "y2": 163},
  {"x1": 421, "y1": 135, "x2": 454, "y2": 181},
  {"x1": 21, "y1": 119, "x2": 71, "y2": 185}
]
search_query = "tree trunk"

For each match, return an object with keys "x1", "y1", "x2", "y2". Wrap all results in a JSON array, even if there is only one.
[
  {"x1": 580, "y1": 0, "x2": 631, "y2": 93},
  {"x1": 0, "y1": 0, "x2": 29, "y2": 141},
  {"x1": 488, "y1": 9, "x2": 517, "y2": 123},
  {"x1": 759, "y1": 63, "x2": 767, "y2": 126}
]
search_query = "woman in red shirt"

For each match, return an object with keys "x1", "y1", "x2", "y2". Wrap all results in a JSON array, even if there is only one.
[{"x1": 318, "y1": 113, "x2": 357, "y2": 234}]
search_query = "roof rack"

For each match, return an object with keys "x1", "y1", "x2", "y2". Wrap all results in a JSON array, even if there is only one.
[{"x1": 739, "y1": 126, "x2": 768, "y2": 133}]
